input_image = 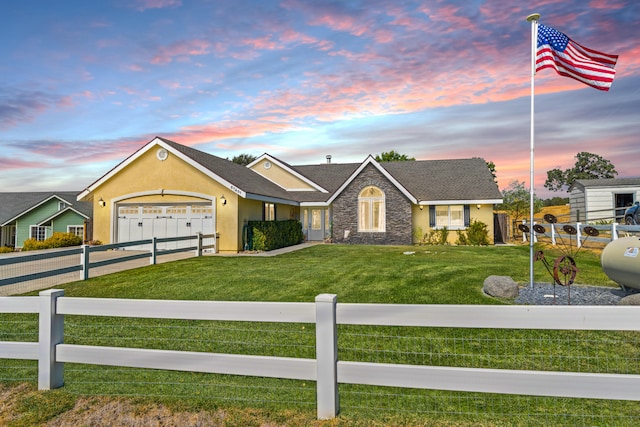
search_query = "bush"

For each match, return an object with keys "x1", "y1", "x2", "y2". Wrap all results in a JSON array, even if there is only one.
[
  {"x1": 0, "y1": 246, "x2": 14, "y2": 253},
  {"x1": 22, "y1": 232, "x2": 83, "y2": 251},
  {"x1": 414, "y1": 227, "x2": 449, "y2": 245},
  {"x1": 249, "y1": 220, "x2": 304, "y2": 251},
  {"x1": 456, "y1": 220, "x2": 490, "y2": 246}
]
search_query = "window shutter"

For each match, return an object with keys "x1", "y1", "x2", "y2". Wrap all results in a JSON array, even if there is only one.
[
  {"x1": 464, "y1": 205, "x2": 470, "y2": 227},
  {"x1": 429, "y1": 206, "x2": 436, "y2": 228}
]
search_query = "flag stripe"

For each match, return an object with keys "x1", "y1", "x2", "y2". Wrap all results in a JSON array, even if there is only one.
[{"x1": 535, "y1": 23, "x2": 618, "y2": 91}]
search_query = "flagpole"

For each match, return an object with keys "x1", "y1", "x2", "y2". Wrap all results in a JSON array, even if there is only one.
[{"x1": 527, "y1": 13, "x2": 540, "y2": 289}]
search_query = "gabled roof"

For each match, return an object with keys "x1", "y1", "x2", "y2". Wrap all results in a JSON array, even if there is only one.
[
  {"x1": 0, "y1": 192, "x2": 91, "y2": 226},
  {"x1": 77, "y1": 137, "x2": 502, "y2": 207},
  {"x1": 570, "y1": 177, "x2": 640, "y2": 191},
  {"x1": 77, "y1": 137, "x2": 297, "y2": 205},
  {"x1": 326, "y1": 155, "x2": 418, "y2": 204},
  {"x1": 292, "y1": 157, "x2": 502, "y2": 205},
  {"x1": 248, "y1": 154, "x2": 329, "y2": 193},
  {"x1": 381, "y1": 157, "x2": 503, "y2": 204}
]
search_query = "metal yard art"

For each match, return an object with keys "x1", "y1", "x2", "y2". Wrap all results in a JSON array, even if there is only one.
[{"x1": 518, "y1": 214, "x2": 600, "y2": 304}]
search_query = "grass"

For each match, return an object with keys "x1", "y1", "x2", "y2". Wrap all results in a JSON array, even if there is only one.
[{"x1": 2, "y1": 243, "x2": 639, "y2": 426}]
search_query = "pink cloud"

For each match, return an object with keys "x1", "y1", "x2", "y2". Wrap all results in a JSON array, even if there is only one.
[
  {"x1": 132, "y1": 0, "x2": 181, "y2": 12},
  {"x1": 127, "y1": 64, "x2": 144, "y2": 72},
  {"x1": 589, "y1": 0, "x2": 625, "y2": 8},
  {"x1": 241, "y1": 35, "x2": 280, "y2": 50},
  {"x1": 150, "y1": 39, "x2": 211, "y2": 64},
  {"x1": 1, "y1": 158, "x2": 49, "y2": 170}
]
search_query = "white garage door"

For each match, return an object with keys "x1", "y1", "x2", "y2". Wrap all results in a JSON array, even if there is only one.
[{"x1": 117, "y1": 204, "x2": 214, "y2": 250}]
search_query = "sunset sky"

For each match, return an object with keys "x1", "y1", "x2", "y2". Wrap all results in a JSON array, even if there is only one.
[{"x1": 2, "y1": 0, "x2": 639, "y2": 199}]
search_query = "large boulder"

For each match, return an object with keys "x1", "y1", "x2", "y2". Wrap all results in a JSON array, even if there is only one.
[
  {"x1": 618, "y1": 293, "x2": 640, "y2": 305},
  {"x1": 483, "y1": 275, "x2": 519, "y2": 299}
]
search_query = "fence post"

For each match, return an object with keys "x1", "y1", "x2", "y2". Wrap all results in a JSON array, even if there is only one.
[
  {"x1": 315, "y1": 293, "x2": 339, "y2": 419},
  {"x1": 612, "y1": 222, "x2": 618, "y2": 241},
  {"x1": 576, "y1": 222, "x2": 582, "y2": 248},
  {"x1": 522, "y1": 220, "x2": 527, "y2": 243},
  {"x1": 196, "y1": 232, "x2": 203, "y2": 257},
  {"x1": 38, "y1": 289, "x2": 64, "y2": 390},
  {"x1": 150, "y1": 237, "x2": 157, "y2": 265},
  {"x1": 551, "y1": 223, "x2": 556, "y2": 245},
  {"x1": 81, "y1": 244, "x2": 90, "y2": 280}
]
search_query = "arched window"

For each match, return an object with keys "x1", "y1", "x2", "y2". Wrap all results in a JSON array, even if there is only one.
[{"x1": 358, "y1": 186, "x2": 385, "y2": 232}]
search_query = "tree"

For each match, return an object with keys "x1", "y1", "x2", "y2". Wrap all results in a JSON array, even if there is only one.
[
  {"x1": 486, "y1": 160, "x2": 498, "y2": 183},
  {"x1": 374, "y1": 151, "x2": 415, "y2": 162},
  {"x1": 501, "y1": 180, "x2": 543, "y2": 224},
  {"x1": 542, "y1": 196, "x2": 569, "y2": 207},
  {"x1": 544, "y1": 152, "x2": 618, "y2": 192},
  {"x1": 231, "y1": 153, "x2": 258, "y2": 166}
]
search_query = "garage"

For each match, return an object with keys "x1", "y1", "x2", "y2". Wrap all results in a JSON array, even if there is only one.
[{"x1": 116, "y1": 203, "x2": 214, "y2": 249}]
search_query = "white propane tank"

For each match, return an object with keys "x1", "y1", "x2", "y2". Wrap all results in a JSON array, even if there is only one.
[{"x1": 601, "y1": 236, "x2": 640, "y2": 291}]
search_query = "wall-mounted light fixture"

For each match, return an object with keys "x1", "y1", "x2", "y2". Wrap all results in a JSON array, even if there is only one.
[
  {"x1": 98, "y1": 197, "x2": 106, "y2": 208},
  {"x1": 476, "y1": 204, "x2": 482, "y2": 210},
  {"x1": 419, "y1": 205, "x2": 423, "y2": 211},
  {"x1": 220, "y1": 195, "x2": 227, "y2": 206}
]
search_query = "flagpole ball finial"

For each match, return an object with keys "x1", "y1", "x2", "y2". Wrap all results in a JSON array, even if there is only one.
[{"x1": 526, "y1": 13, "x2": 541, "y2": 22}]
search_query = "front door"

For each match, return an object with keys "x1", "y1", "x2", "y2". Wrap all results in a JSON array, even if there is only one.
[{"x1": 304, "y1": 208, "x2": 326, "y2": 241}]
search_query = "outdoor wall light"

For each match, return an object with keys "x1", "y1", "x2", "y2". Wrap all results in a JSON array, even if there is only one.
[
  {"x1": 220, "y1": 195, "x2": 227, "y2": 206},
  {"x1": 98, "y1": 197, "x2": 106, "y2": 208},
  {"x1": 419, "y1": 205, "x2": 423, "y2": 211},
  {"x1": 476, "y1": 204, "x2": 482, "y2": 210}
]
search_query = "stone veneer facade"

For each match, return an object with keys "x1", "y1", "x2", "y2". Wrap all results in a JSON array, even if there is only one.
[{"x1": 332, "y1": 164, "x2": 412, "y2": 245}]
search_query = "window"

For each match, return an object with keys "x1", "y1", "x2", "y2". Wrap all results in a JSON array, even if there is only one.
[
  {"x1": 68, "y1": 226, "x2": 84, "y2": 237},
  {"x1": 30, "y1": 226, "x2": 47, "y2": 241},
  {"x1": 58, "y1": 202, "x2": 67, "y2": 210},
  {"x1": 358, "y1": 186, "x2": 385, "y2": 232},
  {"x1": 263, "y1": 203, "x2": 276, "y2": 221},
  {"x1": 311, "y1": 209, "x2": 322, "y2": 230},
  {"x1": 430, "y1": 205, "x2": 470, "y2": 229}
]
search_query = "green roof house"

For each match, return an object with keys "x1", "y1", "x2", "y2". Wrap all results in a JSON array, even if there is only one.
[{"x1": 0, "y1": 192, "x2": 92, "y2": 249}]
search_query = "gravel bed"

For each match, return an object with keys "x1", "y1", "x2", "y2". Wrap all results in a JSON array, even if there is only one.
[{"x1": 515, "y1": 282, "x2": 628, "y2": 305}]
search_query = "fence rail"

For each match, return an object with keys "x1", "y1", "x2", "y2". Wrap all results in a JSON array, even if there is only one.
[
  {"x1": 2, "y1": 291, "x2": 640, "y2": 420},
  {"x1": 0, "y1": 233, "x2": 217, "y2": 288},
  {"x1": 522, "y1": 221, "x2": 640, "y2": 247}
]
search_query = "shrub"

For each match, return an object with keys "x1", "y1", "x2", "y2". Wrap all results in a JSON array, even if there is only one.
[
  {"x1": 249, "y1": 220, "x2": 304, "y2": 251},
  {"x1": 456, "y1": 220, "x2": 490, "y2": 246},
  {"x1": 22, "y1": 232, "x2": 83, "y2": 251},
  {"x1": 0, "y1": 246, "x2": 14, "y2": 253},
  {"x1": 21, "y1": 238, "x2": 49, "y2": 251},
  {"x1": 415, "y1": 227, "x2": 449, "y2": 245}
]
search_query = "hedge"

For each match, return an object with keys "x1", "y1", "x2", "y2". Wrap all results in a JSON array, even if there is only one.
[{"x1": 248, "y1": 219, "x2": 304, "y2": 251}]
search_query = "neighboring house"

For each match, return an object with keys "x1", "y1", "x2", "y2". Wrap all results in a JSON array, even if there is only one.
[
  {"x1": 0, "y1": 192, "x2": 93, "y2": 249},
  {"x1": 77, "y1": 137, "x2": 503, "y2": 253},
  {"x1": 569, "y1": 178, "x2": 640, "y2": 223}
]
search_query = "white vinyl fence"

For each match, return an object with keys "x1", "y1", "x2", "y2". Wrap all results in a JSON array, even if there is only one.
[{"x1": 2, "y1": 291, "x2": 640, "y2": 420}]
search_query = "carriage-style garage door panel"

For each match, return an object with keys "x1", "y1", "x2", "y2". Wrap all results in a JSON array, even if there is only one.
[{"x1": 117, "y1": 204, "x2": 213, "y2": 249}]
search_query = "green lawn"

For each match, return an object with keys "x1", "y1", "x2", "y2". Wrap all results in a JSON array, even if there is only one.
[
  {"x1": 2, "y1": 243, "x2": 639, "y2": 427},
  {"x1": 55, "y1": 243, "x2": 617, "y2": 302}
]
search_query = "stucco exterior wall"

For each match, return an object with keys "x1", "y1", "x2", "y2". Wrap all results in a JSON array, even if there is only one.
[
  {"x1": 412, "y1": 204, "x2": 496, "y2": 245},
  {"x1": 250, "y1": 159, "x2": 315, "y2": 190},
  {"x1": 88, "y1": 144, "x2": 239, "y2": 252},
  {"x1": 332, "y1": 164, "x2": 412, "y2": 245}
]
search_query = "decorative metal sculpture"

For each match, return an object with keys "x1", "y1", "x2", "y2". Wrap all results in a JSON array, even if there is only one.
[{"x1": 518, "y1": 214, "x2": 600, "y2": 304}]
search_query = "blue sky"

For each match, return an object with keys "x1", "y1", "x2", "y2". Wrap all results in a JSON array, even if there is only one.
[{"x1": 1, "y1": 0, "x2": 638, "y2": 198}]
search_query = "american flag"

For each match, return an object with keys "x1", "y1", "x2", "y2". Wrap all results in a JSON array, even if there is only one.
[{"x1": 536, "y1": 24, "x2": 618, "y2": 91}]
